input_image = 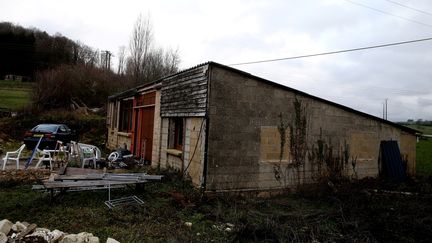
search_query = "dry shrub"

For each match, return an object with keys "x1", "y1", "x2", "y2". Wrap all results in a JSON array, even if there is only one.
[{"x1": 32, "y1": 64, "x2": 128, "y2": 109}]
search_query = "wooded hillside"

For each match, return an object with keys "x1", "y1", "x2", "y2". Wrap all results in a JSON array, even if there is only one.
[{"x1": 0, "y1": 22, "x2": 99, "y2": 79}]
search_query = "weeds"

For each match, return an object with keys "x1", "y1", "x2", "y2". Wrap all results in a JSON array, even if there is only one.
[{"x1": 0, "y1": 171, "x2": 432, "y2": 242}]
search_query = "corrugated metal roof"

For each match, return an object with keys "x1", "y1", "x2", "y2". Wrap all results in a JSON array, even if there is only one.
[{"x1": 108, "y1": 88, "x2": 137, "y2": 101}]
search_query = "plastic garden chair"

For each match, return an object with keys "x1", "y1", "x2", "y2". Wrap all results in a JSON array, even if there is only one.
[
  {"x1": 2, "y1": 144, "x2": 26, "y2": 170},
  {"x1": 81, "y1": 146, "x2": 97, "y2": 169},
  {"x1": 35, "y1": 149, "x2": 54, "y2": 170}
]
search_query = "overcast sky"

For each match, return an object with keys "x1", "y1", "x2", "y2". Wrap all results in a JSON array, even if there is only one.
[{"x1": 1, "y1": 0, "x2": 431, "y2": 121}]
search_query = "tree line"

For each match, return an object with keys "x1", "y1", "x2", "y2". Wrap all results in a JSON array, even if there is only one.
[
  {"x1": 0, "y1": 22, "x2": 99, "y2": 79},
  {"x1": 1, "y1": 15, "x2": 180, "y2": 110}
]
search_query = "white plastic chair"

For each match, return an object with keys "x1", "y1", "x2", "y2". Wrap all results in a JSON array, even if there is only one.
[
  {"x1": 70, "y1": 141, "x2": 82, "y2": 158},
  {"x1": 2, "y1": 144, "x2": 26, "y2": 170},
  {"x1": 35, "y1": 149, "x2": 54, "y2": 171},
  {"x1": 52, "y1": 140, "x2": 68, "y2": 167},
  {"x1": 81, "y1": 146, "x2": 97, "y2": 168}
]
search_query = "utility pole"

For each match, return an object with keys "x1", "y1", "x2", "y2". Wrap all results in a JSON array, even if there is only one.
[
  {"x1": 385, "y1": 98, "x2": 388, "y2": 120},
  {"x1": 383, "y1": 98, "x2": 388, "y2": 120},
  {"x1": 101, "y1": 50, "x2": 112, "y2": 70}
]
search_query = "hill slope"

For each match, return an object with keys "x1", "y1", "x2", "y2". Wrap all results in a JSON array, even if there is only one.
[{"x1": 0, "y1": 80, "x2": 32, "y2": 110}]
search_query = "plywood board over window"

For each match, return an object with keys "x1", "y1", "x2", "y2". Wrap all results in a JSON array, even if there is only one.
[{"x1": 260, "y1": 126, "x2": 290, "y2": 163}]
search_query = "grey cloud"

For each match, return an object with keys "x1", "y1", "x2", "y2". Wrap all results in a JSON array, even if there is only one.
[{"x1": 418, "y1": 97, "x2": 432, "y2": 107}]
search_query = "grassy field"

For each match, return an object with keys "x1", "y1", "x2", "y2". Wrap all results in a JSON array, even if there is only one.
[
  {"x1": 416, "y1": 139, "x2": 432, "y2": 176},
  {"x1": 406, "y1": 124, "x2": 432, "y2": 135},
  {"x1": 0, "y1": 80, "x2": 32, "y2": 110},
  {"x1": 403, "y1": 125, "x2": 432, "y2": 175},
  {"x1": 0, "y1": 171, "x2": 431, "y2": 242}
]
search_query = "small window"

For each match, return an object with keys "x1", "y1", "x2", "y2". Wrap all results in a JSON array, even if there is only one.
[
  {"x1": 119, "y1": 100, "x2": 133, "y2": 132},
  {"x1": 169, "y1": 118, "x2": 184, "y2": 151},
  {"x1": 111, "y1": 102, "x2": 118, "y2": 130}
]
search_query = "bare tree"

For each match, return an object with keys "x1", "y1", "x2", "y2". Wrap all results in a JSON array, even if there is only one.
[
  {"x1": 129, "y1": 14, "x2": 153, "y2": 84},
  {"x1": 33, "y1": 64, "x2": 122, "y2": 109},
  {"x1": 140, "y1": 47, "x2": 180, "y2": 81},
  {"x1": 75, "y1": 41, "x2": 99, "y2": 67},
  {"x1": 126, "y1": 14, "x2": 180, "y2": 85},
  {"x1": 117, "y1": 45, "x2": 126, "y2": 75},
  {"x1": 163, "y1": 47, "x2": 180, "y2": 74}
]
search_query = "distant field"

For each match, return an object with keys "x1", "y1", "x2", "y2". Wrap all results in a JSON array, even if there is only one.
[
  {"x1": 403, "y1": 125, "x2": 432, "y2": 175},
  {"x1": 0, "y1": 80, "x2": 32, "y2": 110},
  {"x1": 405, "y1": 124, "x2": 432, "y2": 135},
  {"x1": 416, "y1": 139, "x2": 432, "y2": 176}
]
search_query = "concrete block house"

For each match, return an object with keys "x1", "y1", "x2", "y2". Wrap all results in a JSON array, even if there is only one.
[{"x1": 107, "y1": 62, "x2": 417, "y2": 192}]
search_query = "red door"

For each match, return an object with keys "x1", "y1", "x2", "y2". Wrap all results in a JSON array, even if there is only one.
[
  {"x1": 137, "y1": 107, "x2": 154, "y2": 162},
  {"x1": 131, "y1": 92, "x2": 156, "y2": 162}
]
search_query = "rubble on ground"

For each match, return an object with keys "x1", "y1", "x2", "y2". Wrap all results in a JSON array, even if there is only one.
[
  {"x1": 0, "y1": 170, "x2": 50, "y2": 185},
  {"x1": 0, "y1": 219, "x2": 118, "y2": 243}
]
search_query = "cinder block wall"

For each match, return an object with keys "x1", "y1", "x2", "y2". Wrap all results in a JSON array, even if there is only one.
[
  {"x1": 206, "y1": 66, "x2": 416, "y2": 191},
  {"x1": 106, "y1": 100, "x2": 132, "y2": 150},
  {"x1": 107, "y1": 130, "x2": 132, "y2": 150},
  {"x1": 184, "y1": 118, "x2": 206, "y2": 186},
  {"x1": 151, "y1": 91, "x2": 162, "y2": 166},
  {"x1": 159, "y1": 117, "x2": 206, "y2": 187}
]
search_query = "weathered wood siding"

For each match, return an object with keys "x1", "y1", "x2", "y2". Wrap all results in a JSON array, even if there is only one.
[{"x1": 161, "y1": 64, "x2": 209, "y2": 117}]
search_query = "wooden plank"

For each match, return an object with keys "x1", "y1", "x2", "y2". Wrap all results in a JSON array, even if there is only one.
[
  {"x1": 43, "y1": 179, "x2": 147, "y2": 189},
  {"x1": 162, "y1": 77, "x2": 207, "y2": 90},
  {"x1": 162, "y1": 112, "x2": 206, "y2": 118},
  {"x1": 54, "y1": 173, "x2": 163, "y2": 181},
  {"x1": 161, "y1": 65, "x2": 208, "y2": 117},
  {"x1": 141, "y1": 175, "x2": 164, "y2": 180},
  {"x1": 65, "y1": 167, "x2": 102, "y2": 176},
  {"x1": 54, "y1": 174, "x2": 104, "y2": 181},
  {"x1": 58, "y1": 163, "x2": 68, "y2": 175}
]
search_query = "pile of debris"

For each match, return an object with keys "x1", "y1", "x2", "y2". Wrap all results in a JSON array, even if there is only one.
[
  {"x1": 0, "y1": 170, "x2": 50, "y2": 185},
  {"x1": 0, "y1": 219, "x2": 119, "y2": 243}
]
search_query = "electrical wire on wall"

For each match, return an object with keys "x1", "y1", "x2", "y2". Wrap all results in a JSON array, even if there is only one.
[{"x1": 183, "y1": 117, "x2": 206, "y2": 177}]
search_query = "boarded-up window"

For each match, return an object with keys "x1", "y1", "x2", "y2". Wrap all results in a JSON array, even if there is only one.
[
  {"x1": 260, "y1": 126, "x2": 290, "y2": 163},
  {"x1": 349, "y1": 132, "x2": 378, "y2": 162}
]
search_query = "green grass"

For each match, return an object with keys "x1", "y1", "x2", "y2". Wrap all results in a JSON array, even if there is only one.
[
  {"x1": 0, "y1": 80, "x2": 32, "y2": 110},
  {"x1": 416, "y1": 139, "x2": 432, "y2": 176},
  {"x1": 403, "y1": 125, "x2": 432, "y2": 175},
  {"x1": 1, "y1": 172, "x2": 432, "y2": 242},
  {"x1": 405, "y1": 124, "x2": 432, "y2": 135}
]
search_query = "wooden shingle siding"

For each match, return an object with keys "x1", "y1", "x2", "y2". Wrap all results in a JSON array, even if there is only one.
[{"x1": 161, "y1": 64, "x2": 208, "y2": 117}]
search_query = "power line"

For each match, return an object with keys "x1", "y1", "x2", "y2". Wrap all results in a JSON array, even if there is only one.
[
  {"x1": 383, "y1": 0, "x2": 432, "y2": 17},
  {"x1": 344, "y1": 0, "x2": 432, "y2": 28},
  {"x1": 229, "y1": 36, "x2": 432, "y2": 66}
]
